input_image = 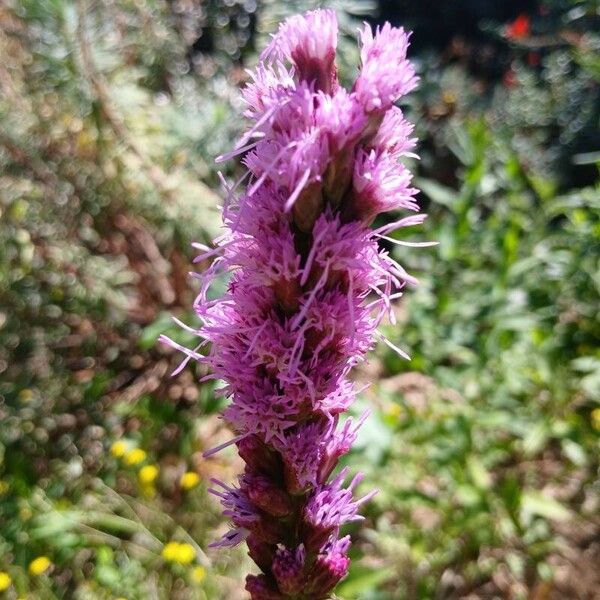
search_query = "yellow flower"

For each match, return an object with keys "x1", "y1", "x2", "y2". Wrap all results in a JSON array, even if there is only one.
[
  {"x1": 591, "y1": 408, "x2": 600, "y2": 431},
  {"x1": 110, "y1": 441, "x2": 127, "y2": 458},
  {"x1": 161, "y1": 542, "x2": 196, "y2": 565},
  {"x1": 174, "y1": 543, "x2": 196, "y2": 565},
  {"x1": 161, "y1": 541, "x2": 180, "y2": 562},
  {"x1": 0, "y1": 480, "x2": 9, "y2": 496},
  {"x1": 29, "y1": 556, "x2": 52, "y2": 576},
  {"x1": 138, "y1": 465, "x2": 159, "y2": 485},
  {"x1": 386, "y1": 403, "x2": 403, "y2": 420},
  {"x1": 180, "y1": 471, "x2": 201, "y2": 490},
  {"x1": 0, "y1": 572, "x2": 11, "y2": 591},
  {"x1": 123, "y1": 448, "x2": 147, "y2": 466},
  {"x1": 442, "y1": 90, "x2": 457, "y2": 105},
  {"x1": 190, "y1": 565, "x2": 206, "y2": 584},
  {"x1": 140, "y1": 483, "x2": 156, "y2": 499},
  {"x1": 18, "y1": 389, "x2": 34, "y2": 403}
]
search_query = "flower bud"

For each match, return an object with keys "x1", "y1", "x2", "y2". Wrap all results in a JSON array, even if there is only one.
[
  {"x1": 245, "y1": 574, "x2": 284, "y2": 600},
  {"x1": 272, "y1": 544, "x2": 306, "y2": 595},
  {"x1": 274, "y1": 277, "x2": 302, "y2": 313},
  {"x1": 243, "y1": 473, "x2": 294, "y2": 518},
  {"x1": 247, "y1": 535, "x2": 276, "y2": 573},
  {"x1": 306, "y1": 536, "x2": 351, "y2": 598},
  {"x1": 292, "y1": 182, "x2": 324, "y2": 233},
  {"x1": 237, "y1": 435, "x2": 282, "y2": 476}
]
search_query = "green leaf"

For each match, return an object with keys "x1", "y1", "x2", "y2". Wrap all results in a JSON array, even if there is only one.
[
  {"x1": 415, "y1": 177, "x2": 458, "y2": 209},
  {"x1": 521, "y1": 492, "x2": 571, "y2": 522},
  {"x1": 336, "y1": 565, "x2": 395, "y2": 597},
  {"x1": 353, "y1": 409, "x2": 393, "y2": 464},
  {"x1": 138, "y1": 311, "x2": 197, "y2": 351},
  {"x1": 561, "y1": 440, "x2": 588, "y2": 467},
  {"x1": 522, "y1": 422, "x2": 550, "y2": 456},
  {"x1": 456, "y1": 484, "x2": 481, "y2": 507},
  {"x1": 467, "y1": 456, "x2": 492, "y2": 490}
]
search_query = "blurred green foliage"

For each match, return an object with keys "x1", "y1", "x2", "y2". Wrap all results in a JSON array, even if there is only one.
[{"x1": 0, "y1": 0, "x2": 599, "y2": 598}]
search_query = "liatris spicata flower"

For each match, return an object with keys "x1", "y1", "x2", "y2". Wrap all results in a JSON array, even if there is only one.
[{"x1": 161, "y1": 9, "x2": 427, "y2": 598}]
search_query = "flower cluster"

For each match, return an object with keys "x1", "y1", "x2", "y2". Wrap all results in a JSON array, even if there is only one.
[{"x1": 163, "y1": 9, "x2": 421, "y2": 598}]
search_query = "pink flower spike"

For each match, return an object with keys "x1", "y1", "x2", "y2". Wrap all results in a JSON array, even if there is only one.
[{"x1": 163, "y1": 9, "x2": 427, "y2": 598}]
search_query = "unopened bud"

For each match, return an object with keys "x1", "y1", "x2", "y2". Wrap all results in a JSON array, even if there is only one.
[
  {"x1": 237, "y1": 436, "x2": 282, "y2": 475},
  {"x1": 245, "y1": 574, "x2": 284, "y2": 600},
  {"x1": 272, "y1": 545, "x2": 306, "y2": 595},
  {"x1": 244, "y1": 473, "x2": 294, "y2": 518},
  {"x1": 293, "y1": 182, "x2": 324, "y2": 232},
  {"x1": 247, "y1": 535, "x2": 276, "y2": 572}
]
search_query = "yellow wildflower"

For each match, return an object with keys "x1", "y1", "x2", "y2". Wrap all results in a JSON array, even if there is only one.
[
  {"x1": 180, "y1": 471, "x2": 201, "y2": 490},
  {"x1": 138, "y1": 465, "x2": 159, "y2": 485},
  {"x1": 174, "y1": 543, "x2": 196, "y2": 565},
  {"x1": 123, "y1": 448, "x2": 147, "y2": 466},
  {"x1": 591, "y1": 408, "x2": 600, "y2": 431},
  {"x1": 161, "y1": 541, "x2": 196, "y2": 565},
  {"x1": 18, "y1": 389, "x2": 34, "y2": 403},
  {"x1": 161, "y1": 541, "x2": 180, "y2": 562},
  {"x1": 0, "y1": 572, "x2": 11, "y2": 591},
  {"x1": 386, "y1": 403, "x2": 402, "y2": 420},
  {"x1": 442, "y1": 90, "x2": 457, "y2": 105},
  {"x1": 190, "y1": 565, "x2": 206, "y2": 584},
  {"x1": 141, "y1": 486, "x2": 156, "y2": 499},
  {"x1": 110, "y1": 441, "x2": 127, "y2": 458},
  {"x1": 29, "y1": 556, "x2": 52, "y2": 576}
]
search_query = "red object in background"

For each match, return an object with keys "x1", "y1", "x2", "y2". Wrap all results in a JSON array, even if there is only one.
[
  {"x1": 503, "y1": 68, "x2": 517, "y2": 88},
  {"x1": 506, "y1": 14, "x2": 531, "y2": 39},
  {"x1": 528, "y1": 51, "x2": 540, "y2": 66}
]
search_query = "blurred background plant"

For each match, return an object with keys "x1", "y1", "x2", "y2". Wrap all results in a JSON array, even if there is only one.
[{"x1": 0, "y1": 0, "x2": 598, "y2": 598}]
